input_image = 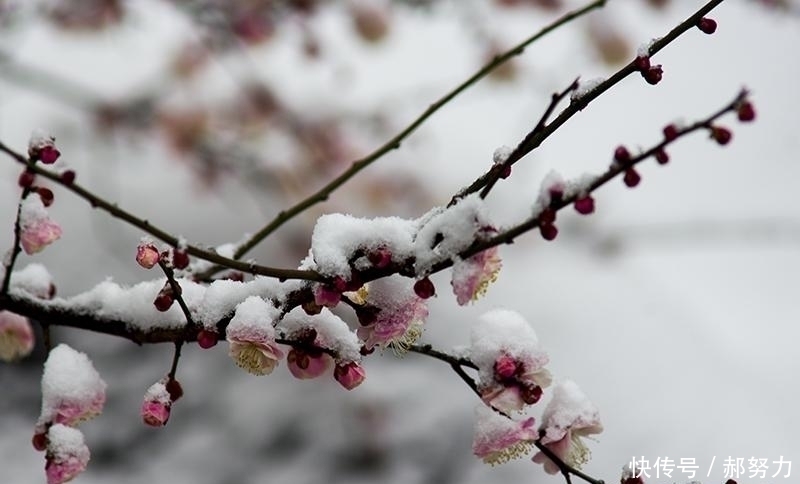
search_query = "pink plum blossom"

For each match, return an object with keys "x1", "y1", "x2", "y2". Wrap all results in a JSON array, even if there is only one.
[
  {"x1": 451, "y1": 246, "x2": 502, "y2": 305},
  {"x1": 356, "y1": 276, "x2": 429, "y2": 353},
  {"x1": 37, "y1": 344, "x2": 106, "y2": 431},
  {"x1": 313, "y1": 283, "x2": 342, "y2": 307},
  {"x1": 0, "y1": 310, "x2": 35, "y2": 362},
  {"x1": 19, "y1": 194, "x2": 62, "y2": 255},
  {"x1": 135, "y1": 243, "x2": 160, "y2": 269},
  {"x1": 44, "y1": 424, "x2": 89, "y2": 484},
  {"x1": 532, "y1": 380, "x2": 603, "y2": 473},
  {"x1": 287, "y1": 348, "x2": 333, "y2": 379},
  {"x1": 226, "y1": 296, "x2": 284, "y2": 375},
  {"x1": 472, "y1": 405, "x2": 537, "y2": 466},
  {"x1": 333, "y1": 362, "x2": 366, "y2": 390},
  {"x1": 141, "y1": 380, "x2": 173, "y2": 427}
]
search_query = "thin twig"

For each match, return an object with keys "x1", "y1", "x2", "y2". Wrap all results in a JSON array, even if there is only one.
[
  {"x1": 453, "y1": 0, "x2": 727, "y2": 203},
  {"x1": 167, "y1": 342, "x2": 183, "y2": 381},
  {"x1": 158, "y1": 261, "x2": 197, "y2": 328},
  {"x1": 0, "y1": 141, "x2": 323, "y2": 282},
  {"x1": 408, "y1": 343, "x2": 478, "y2": 369},
  {"x1": 478, "y1": 78, "x2": 580, "y2": 200},
  {"x1": 1, "y1": 186, "x2": 31, "y2": 294},
  {"x1": 191, "y1": 0, "x2": 607, "y2": 280}
]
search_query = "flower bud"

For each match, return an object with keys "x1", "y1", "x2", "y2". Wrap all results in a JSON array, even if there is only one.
[{"x1": 136, "y1": 243, "x2": 160, "y2": 269}]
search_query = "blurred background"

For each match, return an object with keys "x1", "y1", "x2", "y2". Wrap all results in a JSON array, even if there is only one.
[{"x1": 1, "y1": 0, "x2": 799, "y2": 483}]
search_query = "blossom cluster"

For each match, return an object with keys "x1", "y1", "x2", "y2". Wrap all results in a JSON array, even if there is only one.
[{"x1": 469, "y1": 310, "x2": 603, "y2": 474}]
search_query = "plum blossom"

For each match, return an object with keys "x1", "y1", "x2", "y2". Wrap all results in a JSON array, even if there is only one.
[
  {"x1": 356, "y1": 275, "x2": 428, "y2": 353},
  {"x1": 333, "y1": 362, "x2": 366, "y2": 390},
  {"x1": 45, "y1": 424, "x2": 90, "y2": 484},
  {"x1": 451, "y1": 245, "x2": 502, "y2": 305},
  {"x1": 141, "y1": 380, "x2": 172, "y2": 427},
  {"x1": 472, "y1": 405, "x2": 537, "y2": 466},
  {"x1": 287, "y1": 347, "x2": 333, "y2": 380},
  {"x1": 532, "y1": 380, "x2": 603, "y2": 473},
  {"x1": 0, "y1": 310, "x2": 34, "y2": 362},
  {"x1": 19, "y1": 193, "x2": 62, "y2": 255},
  {"x1": 37, "y1": 344, "x2": 106, "y2": 431},
  {"x1": 135, "y1": 242, "x2": 160, "y2": 269},
  {"x1": 470, "y1": 309, "x2": 551, "y2": 413},
  {"x1": 226, "y1": 296, "x2": 284, "y2": 375}
]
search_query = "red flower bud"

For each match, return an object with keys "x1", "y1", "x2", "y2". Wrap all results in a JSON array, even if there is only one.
[
  {"x1": 663, "y1": 124, "x2": 679, "y2": 141},
  {"x1": 574, "y1": 196, "x2": 595, "y2": 215},
  {"x1": 711, "y1": 126, "x2": 732, "y2": 145},
  {"x1": 540, "y1": 223, "x2": 558, "y2": 241},
  {"x1": 36, "y1": 187, "x2": 55, "y2": 207},
  {"x1": 614, "y1": 145, "x2": 631, "y2": 163},
  {"x1": 197, "y1": 330, "x2": 218, "y2": 349},
  {"x1": 737, "y1": 101, "x2": 755, "y2": 122},
  {"x1": 18, "y1": 171, "x2": 35, "y2": 188},
  {"x1": 643, "y1": 65, "x2": 663, "y2": 85},
  {"x1": 697, "y1": 17, "x2": 717, "y2": 35},
  {"x1": 413, "y1": 277, "x2": 435, "y2": 299},
  {"x1": 655, "y1": 148, "x2": 669, "y2": 165},
  {"x1": 623, "y1": 168, "x2": 641, "y2": 188}
]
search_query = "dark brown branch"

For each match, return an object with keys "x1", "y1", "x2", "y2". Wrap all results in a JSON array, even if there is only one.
[
  {"x1": 478, "y1": 78, "x2": 580, "y2": 201},
  {"x1": 408, "y1": 343, "x2": 478, "y2": 370},
  {"x1": 453, "y1": 0, "x2": 727, "y2": 204},
  {"x1": 1, "y1": 186, "x2": 31, "y2": 294}
]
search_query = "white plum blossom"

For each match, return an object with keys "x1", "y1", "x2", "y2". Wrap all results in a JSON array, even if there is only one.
[{"x1": 226, "y1": 296, "x2": 284, "y2": 375}]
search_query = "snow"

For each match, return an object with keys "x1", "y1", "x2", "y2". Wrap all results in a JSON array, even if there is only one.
[
  {"x1": 19, "y1": 192, "x2": 49, "y2": 225},
  {"x1": 27, "y1": 128, "x2": 55, "y2": 151},
  {"x1": 637, "y1": 38, "x2": 659, "y2": 58},
  {"x1": 310, "y1": 212, "x2": 417, "y2": 277},
  {"x1": 570, "y1": 77, "x2": 605, "y2": 103},
  {"x1": 47, "y1": 424, "x2": 89, "y2": 460},
  {"x1": 414, "y1": 194, "x2": 493, "y2": 274},
  {"x1": 492, "y1": 145, "x2": 513, "y2": 165},
  {"x1": 38, "y1": 344, "x2": 106, "y2": 427},
  {"x1": 143, "y1": 381, "x2": 171, "y2": 405},
  {"x1": 469, "y1": 309, "x2": 547, "y2": 381},
  {"x1": 10, "y1": 263, "x2": 53, "y2": 299},
  {"x1": 227, "y1": 295, "x2": 281, "y2": 335},
  {"x1": 540, "y1": 380, "x2": 600, "y2": 435},
  {"x1": 279, "y1": 307, "x2": 362, "y2": 362}
]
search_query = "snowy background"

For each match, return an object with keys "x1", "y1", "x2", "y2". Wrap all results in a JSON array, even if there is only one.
[{"x1": 1, "y1": 1, "x2": 799, "y2": 483}]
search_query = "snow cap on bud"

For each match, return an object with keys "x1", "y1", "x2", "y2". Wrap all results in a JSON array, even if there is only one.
[
  {"x1": 136, "y1": 243, "x2": 160, "y2": 269},
  {"x1": 20, "y1": 193, "x2": 62, "y2": 255},
  {"x1": 0, "y1": 311, "x2": 35, "y2": 362},
  {"x1": 28, "y1": 130, "x2": 61, "y2": 165},
  {"x1": 334, "y1": 361, "x2": 366, "y2": 390},
  {"x1": 226, "y1": 296, "x2": 284, "y2": 375},
  {"x1": 37, "y1": 344, "x2": 106, "y2": 430},
  {"x1": 141, "y1": 380, "x2": 172, "y2": 427},
  {"x1": 45, "y1": 424, "x2": 90, "y2": 484}
]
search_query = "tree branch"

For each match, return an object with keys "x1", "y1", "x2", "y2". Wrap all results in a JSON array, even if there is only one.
[
  {"x1": 453, "y1": 0, "x2": 727, "y2": 203},
  {"x1": 0, "y1": 141, "x2": 323, "y2": 282},
  {"x1": 192, "y1": 0, "x2": 608, "y2": 280}
]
